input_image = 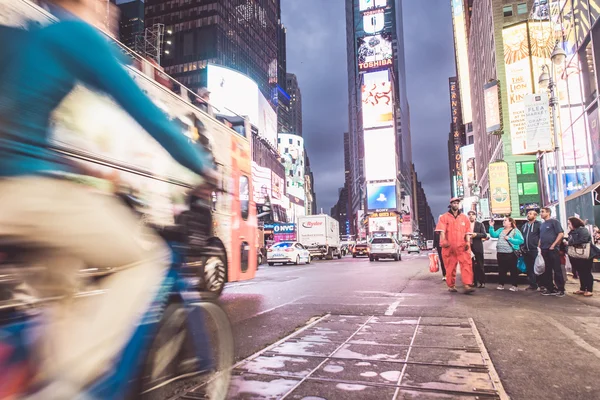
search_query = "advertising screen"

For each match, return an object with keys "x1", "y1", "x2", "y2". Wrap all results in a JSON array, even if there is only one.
[
  {"x1": 271, "y1": 172, "x2": 285, "y2": 203},
  {"x1": 503, "y1": 23, "x2": 533, "y2": 155},
  {"x1": 460, "y1": 144, "x2": 476, "y2": 197},
  {"x1": 369, "y1": 216, "x2": 398, "y2": 233},
  {"x1": 451, "y1": 0, "x2": 472, "y2": 124},
  {"x1": 357, "y1": 33, "x2": 393, "y2": 71},
  {"x1": 278, "y1": 134, "x2": 305, "y2": 205},
  {"x1": 489, "y1": 161, "x2": 511, "y2": 215},
  {"x1": 363, "y1": 127, "x2": 397, "y2": 181},
  {"x1": 359, "y1": 0, "x2": 387, "y2": 11},
  {"x1": 362, "y1": 70, "x2": 394, "y2": 129},
  {"x1": 252, "y1": 162, "x2": 272, "y2": 205},
  {"x1": 207, "y1": 64, "x2": 277, "y2": 147},
  {"x1": 367, "y1": 182, "x2": 397, "y2": 211},
  {"x1": 362, "y1": 9, "x2": 385, "y2": 34},
  {"x1": 484, "y1": 80, "x2": 501, "y2": 133}
]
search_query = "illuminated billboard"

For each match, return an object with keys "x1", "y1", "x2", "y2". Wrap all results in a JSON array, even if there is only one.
[
  {"x1": 363, "y1": 127, "x2": 397, "y2": 181},
  {"x1": 451, "y1": 0, "x2": 472, "y2": 124},
  {"x1": 359, "y1": 0, "x2": 387, "y2": 11},
  {"x1": 503, "y1": 23, "x2": 533, "y2": 155},
  {"x1": 361, "y1": 70, "x2": 393, "y2": 129},
  {"x1": 251, "y1": 162, "x2": 272, "y2": 205},
  {"x1": 362, "y1": 9, "x2": 385, "y2": 34},
  {"x1": 357, "y1": 33, "x2": 393, "y2": 71},
  {"x1": 207, "y1": 64, "x2": 277, "y2": 148},
  {"x1": 369, "y1": 216, "x2": 398, "y2": 233},
  {"x1": 483, "y1": 80, "x2": 501, "y2": 133},
  {"x1": 367, "y1": 182, "x2": 397, "y2": 211},
  {"x1": 460, "y1": 144, "x2": 476, "y2": 197},
  {"x1": 278, "y1": 133, "x2": 305, "y2": 206},
  {"x1": 489, "y1": 161, "x2": 511, "y2": 215}
]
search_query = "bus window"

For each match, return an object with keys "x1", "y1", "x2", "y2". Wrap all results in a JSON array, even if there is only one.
[
  {"x1": 212, "y1": 191, "x2": 217, "y2": 211},
  {"x1": 240, "y1": 175, "x2": 249, "y2": 220},
  {"x1": 241, "y1": 241, "x2": 250, "y2": 273}
]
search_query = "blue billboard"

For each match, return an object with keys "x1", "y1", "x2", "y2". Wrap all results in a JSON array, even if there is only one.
[{"x1": 367, "y1": 183, "x2": 397, "y2": 211}]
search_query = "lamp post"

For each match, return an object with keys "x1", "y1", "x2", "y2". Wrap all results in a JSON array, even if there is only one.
[{"x1": 538, "y1": 41, "x2": 567, "y2": 229}]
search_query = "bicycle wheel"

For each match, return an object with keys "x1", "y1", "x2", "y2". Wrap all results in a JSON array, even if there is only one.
[{"x1": 133, "y1": 300, "x2": 234, "y2": 400}]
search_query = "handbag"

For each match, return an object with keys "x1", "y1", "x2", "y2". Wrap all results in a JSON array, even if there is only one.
[
  {"x1": 567, "y1": 243, "x2": 591, "y2": 259},
  {"x1": 504, "y1": 229, "x2": 523, "y2": 258},
  {"x1": 517, "y1": 257, "x2": 527, "y2": 273}
]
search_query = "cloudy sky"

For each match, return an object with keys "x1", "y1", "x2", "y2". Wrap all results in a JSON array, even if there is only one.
[{"x1": 281, "y1": 0, "x2": 456, "y2": 217}]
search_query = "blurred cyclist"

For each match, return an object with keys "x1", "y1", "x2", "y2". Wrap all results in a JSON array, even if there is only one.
[{"x1": 0, "y1": 0, "x2": 213, "y2": 397}]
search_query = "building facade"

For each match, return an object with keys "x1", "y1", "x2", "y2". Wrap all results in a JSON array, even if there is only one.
[
  {"x1": 345, "y1": 0, "x2": 416, "y2": 239},
  {"x1": 331, "y1": 186, "x2": 349, "y2": 237},
  {"x1": 145, "y1": 0, "x2": 279, "y2": 100},
  {"x1": 286, "y1": 73, "x2": 303, "y2": 136},
  {"x1": 115, "y1": 0, "x2": 145, "y2": 50}
]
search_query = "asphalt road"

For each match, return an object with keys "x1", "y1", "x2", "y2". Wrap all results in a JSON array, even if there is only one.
[{"x1": 176, "y1": 252, "x2": 600, "y2": 399}]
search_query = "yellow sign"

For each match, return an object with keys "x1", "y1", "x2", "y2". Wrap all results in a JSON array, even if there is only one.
[{"x1": 489, "y1": 161, "x2": 511, "y2": 215}]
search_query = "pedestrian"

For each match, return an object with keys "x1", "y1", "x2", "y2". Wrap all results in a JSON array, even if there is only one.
[
  {"x1": 467, "y1": 211, "x2": 487, "y2": 288},
  {"x1": 435, "y1": 198, "x2": 475, "y2": 294},
  {"x1": 433, "y1": 229, "x2": 447, "y2": 281},
  {"x1": 565, "y1": 217, "x2": 594, "y2": 297},
  {"x1": 520, "y1": 209, "x2": 541, "y2": 291},
  {"x1": 488, "y1": 217, "x2": 524, "y2": 291},
  {"x1": 538, "y1": 207, "x2": 565, "y2": 297}
]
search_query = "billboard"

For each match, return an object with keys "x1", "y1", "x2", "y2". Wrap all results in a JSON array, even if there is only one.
[
  {"x1": 362, "y1": 70, "x2": 394, "y2": 129},
  {"x1": 484, "y1": 80, "x2": 502, "y2": 133},
  {"x1": 449, "y1": 78, "x2": 465, "y2": 196},
  {"x1": 367, "y1": 182, "x2": 397, "y2": 211},
  {"x1": 362, "y1": 9, "x2": 385, "y2": 34},
  {"x1": 489, "y1": 161, "x2": 511, "y2": 215},
  {"x1": 503, "y1": 23, "x2": 534, "y2": 154},
  {"x1": 278, "y1": 134, "x2": 305, "y2": 206},
  {"x1": 524, "y1": 93, "x2": 553, "y2": 152},
  {"x1": 359, "y1": 0, "x2": 387, "y2": 12},
  {"x1": 451, "y1": 0, "x2": 472, "y2": 124},
  {"x1": 363, "y1": 127, "x2": 397, "y2": 181},
  {"x1": 369, "y1": 216, "x2": 398, "y2": 233},
  {"x1": 588, "y1": 107, "x2": 600, "y2": 183},
  {"x1": 251, "y1": 162, "x2": 272, "y2": 205},
  {"x1": 357, "y1": 33, "x2": 393, "y2": 71},
  {"x1": 271, "y1": 172, "x2": 285, "y2": 203},
  {"x1": 207, "y1": 64, "x2": 277, "y2": 148},
  {"x1": 460, "y1": 144, "x2": 476, "y2": 197}
]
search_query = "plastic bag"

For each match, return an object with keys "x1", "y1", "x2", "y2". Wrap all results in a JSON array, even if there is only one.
[
  {"x1": 534, "y1": 250, "x2": 545, "y2": 275},
  {"x1": 517, "y1": 257, "x2": 527, "y2": 273},
  {"x1": 429, "y1": 253, "x2": 439, "y2": 273}
]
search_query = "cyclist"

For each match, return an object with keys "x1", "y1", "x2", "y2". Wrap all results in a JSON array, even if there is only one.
[{"x1": 0, "y1": 0, "x2": 213, "y2": 397}]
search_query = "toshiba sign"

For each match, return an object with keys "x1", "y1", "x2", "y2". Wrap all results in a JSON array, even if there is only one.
[{"x1": 302, "y1": 221, "x2": 323, "y2": 228}]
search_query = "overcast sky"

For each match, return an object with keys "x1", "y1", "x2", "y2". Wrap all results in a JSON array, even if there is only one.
[{"x1": 281, "y1": 0, "x2": 456, "y2": 217}]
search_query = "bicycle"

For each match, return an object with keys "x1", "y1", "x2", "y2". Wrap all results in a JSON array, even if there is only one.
[{"x1": 0, "y1": 187, "x2": 234, "y2": 399}]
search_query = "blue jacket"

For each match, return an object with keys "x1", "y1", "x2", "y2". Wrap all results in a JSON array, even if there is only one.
[
  {"x1": 0, "y1": 18, "x2": 208, "y2": 177},
  {"x1": 489, "y1": 226, "x2": 525, "y2": 250}
]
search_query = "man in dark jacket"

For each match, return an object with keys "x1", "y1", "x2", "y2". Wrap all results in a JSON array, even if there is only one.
[
  {"x1": 468, "y1": 211, "x2": 487, "y2": 287},
  {"x1": 520, "y1": 209, "x2": 541, "y2": 290},
  {"x1": 433, "y1": 229, "x2": 447, "y2": 280}
]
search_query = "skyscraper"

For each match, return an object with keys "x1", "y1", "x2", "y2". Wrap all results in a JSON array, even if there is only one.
[
  {"x1": 115, "y1": 0, "x2": 145, "y2": 50},
  {"x1": 345, "y1": 0, "x2": 415, "y2": 239},
  {"x1": 286, "y1": 73, "x2": 303, "y2": 136},
  {"x1": 145, "y1": 0, "x2": 279, "y2": 99}
]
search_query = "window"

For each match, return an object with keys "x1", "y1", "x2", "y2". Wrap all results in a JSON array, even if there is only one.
[
  {"x1": 517, "y1": 3, "x2": 527, "y2": 14},
  {"x1": 239, "y1": 176, "x2": 249, "y2": 220},
  {"x1": 289, "y1": 138, "x2": 293, "y2": 144},
  {"x1": 518, "y1": 182, "x2": 539, "y2": 196},
  {"x1": 503, "y1": 5, "x2": 513, "y2": 17},
  {"x1": 516, "y1": 162, "x2": 535, "y2": 175}
]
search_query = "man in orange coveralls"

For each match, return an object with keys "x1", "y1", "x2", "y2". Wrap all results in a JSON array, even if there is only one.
[{"x1": 435, "y1": 197, "x2": 475, "y2": 294}]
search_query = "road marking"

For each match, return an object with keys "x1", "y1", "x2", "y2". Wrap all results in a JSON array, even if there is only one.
[
  {"x1": 384, "y1": 300, "x2": 401, "y2": 316},
  {"x1": 544, "y1": 316, "x2": 600, "y2": 360},
  {"x1": 239, "y1": 296, "x2": 308, "y2": 322}
]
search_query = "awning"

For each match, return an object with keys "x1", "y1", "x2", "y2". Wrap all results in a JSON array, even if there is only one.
[{"x1": 565, "y1": 182, "x2": 600, "y2": 202}]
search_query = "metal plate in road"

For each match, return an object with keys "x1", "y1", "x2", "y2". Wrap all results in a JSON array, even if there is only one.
[{"x1": 181, "y1": 315, "x2": 508, "y2": 399}]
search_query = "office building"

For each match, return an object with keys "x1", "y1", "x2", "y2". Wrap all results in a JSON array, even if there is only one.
[
  {"x1": 115, "y1": 0, "x2": 145, "y2": 50},
  {"x1": 286, "y1": 73, "x2": 303, "y2": 136}
]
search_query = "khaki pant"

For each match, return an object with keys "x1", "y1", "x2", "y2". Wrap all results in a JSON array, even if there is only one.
[{"x1": 0, "y1": 177, "x2": 169, "y2": 393}]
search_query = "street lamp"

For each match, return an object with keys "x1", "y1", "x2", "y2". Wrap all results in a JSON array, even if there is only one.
[{"x1": 538, "y1": 40, "x2": 567, "y2": 229}]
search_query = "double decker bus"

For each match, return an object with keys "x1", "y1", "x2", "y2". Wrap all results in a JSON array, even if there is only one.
[{"x1": 0, "y1": 0, "x2": 258, "y2": 296}]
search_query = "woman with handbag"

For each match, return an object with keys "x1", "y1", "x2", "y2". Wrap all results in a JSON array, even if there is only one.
[
  {"x1": 489, "y1": 217, "x2": 525, "y2": 292},
  {"x1": 566, "y1": 217, "x2": 593, "y2": 297}
]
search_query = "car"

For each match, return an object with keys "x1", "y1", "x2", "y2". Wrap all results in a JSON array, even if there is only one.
[
  {"x1": 482, "y1": 218, "x2": 527, "y2": 273},
  {"x1": 368, "y1": 237, "x2": 402, "y2": 261},
  {"x1": 352, "y1": 243, "x2": 369, "y2": 258},
  {"x1": 407, "y1": 244, "x2": 421, "y2": 254},
  {"x1": 267, "y1": 242, "x2": 311, "y2": 266}
]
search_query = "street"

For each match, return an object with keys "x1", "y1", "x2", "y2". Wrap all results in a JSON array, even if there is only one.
[{"x1": 177, "y1": 253, "x2": 600, "y2": 400}]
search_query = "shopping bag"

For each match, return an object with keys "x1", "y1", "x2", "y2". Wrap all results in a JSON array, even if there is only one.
[
  {"x1": 429, "y1": 253, "x2": 439, "y2": 273},
  {"x1": 534, "y1": 250, "x2": 545, "y2": 275},
  {"x1": 517, "y1": 257, "x2": 526, "y2": 273}
]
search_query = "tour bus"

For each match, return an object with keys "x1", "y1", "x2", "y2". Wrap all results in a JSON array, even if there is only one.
[{"x1": 1, "y1": 0, "x2": 258, "y2": 296}]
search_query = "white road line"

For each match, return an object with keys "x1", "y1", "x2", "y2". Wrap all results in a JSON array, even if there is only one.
[
  {"x1": 543, "y1": 315, "x2": 600, "y2": 360},
  {"x1": 384, "y1": 300, "x2": 401, "y2": 316},
  {"x1": 239, "y1": 296, "x2": 307, "y2": 322}
]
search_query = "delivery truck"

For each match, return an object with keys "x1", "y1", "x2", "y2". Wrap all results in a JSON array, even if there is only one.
[{"x1": 297, "y1": 215, "x2": 342, "y2": 260}]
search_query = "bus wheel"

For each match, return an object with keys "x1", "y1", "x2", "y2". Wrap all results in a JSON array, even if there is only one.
[{"x1": 203, "y1": 249, "x2": 227, "y2": 297}]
